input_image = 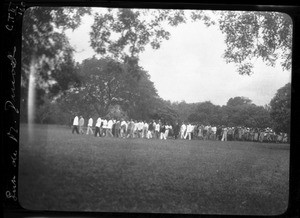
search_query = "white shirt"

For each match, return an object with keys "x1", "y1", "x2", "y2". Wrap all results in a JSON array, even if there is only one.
[
  {"x1": 187, "y1": 124, "x2": 194, "y2": 133},
  {"x1": 153, "y1": 122, "x2": 156, "y2": 130},
  {"x1": 138, "y1": 122, "x2": 144, "y2": 131},
  {"x1": 121, "y1": 120, "x2": 127, "y2": 127},
  {"x1": 95, "y1": 118, "x2": 101, "y2": 127},
  {"x1": 79, "y1": 117, "x2": 84, "y2": 126},
  {"x1": 212, "y1": 126, "x2": 217, "y2": 133},
  {"x1": 87, "y1": 118, "x2": 93, "y2": 127},
  {"x1": 155, "y1": 123, "x2": 160, "y2": 131},
  {"x1": 73, "y1": 116, "x2": 79, "y2": 125},
  {"x1": 102, "y1": 119, "x2": 108, "y2": 128}
]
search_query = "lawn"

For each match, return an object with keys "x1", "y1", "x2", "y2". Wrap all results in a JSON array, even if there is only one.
[{"x1": 18, "y1": 124, "x2": 290, "y2": 215}]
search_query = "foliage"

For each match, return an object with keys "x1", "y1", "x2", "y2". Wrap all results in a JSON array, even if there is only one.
[
  {"x1": 269, "y1": 83, "x2": 291, "y2": 134},
  {"x1": 106, "y1": 105, "x2": 128, "y2": 120},
  {"x1": 217, "y1": 11, "x2": 292, "y2": 75},
  {"x1": 150, "y1": 99, "x2": 179, "y2": 124},
  {"x1": 21, "y1": 7, "x2": 91, "y2": 125},
  {"x1": 35, "y1": 94, "x2": 71, "y2": 124},
  {"x1": 176, "y1": 97, "x2": 272, "y2": 128},
  {"x1": 22, "y1": 7, "x2": 90, "y2": 91},
  {"x1": 90, "y1": 8, "x2": 186, "y2": 60},
  {"x1": 171, "y1": 101, "x2": 197, "y2": 122},
  {"x1": 57, "y1": 57, "x2": 160, "y2": 119},
  {"x1": 226, "y1": 96, "x2": 252, "y2": 107},
  {"x1": 223, "y1": 97, "x2": 272, "y2": 127},
  {"x1": 187, "y1": 101, "x2": 221, "y2": 125},
  {"x1": 90, "y1": 9, "x2": 292, "y2": 76},
  {"x1": 225, "y1": 104, "x2": 272, "y2": 128}
]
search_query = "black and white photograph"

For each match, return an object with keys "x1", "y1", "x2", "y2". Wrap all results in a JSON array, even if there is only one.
[{"x1": 17, "y1": 6, "x2": 291, "y2": 216}]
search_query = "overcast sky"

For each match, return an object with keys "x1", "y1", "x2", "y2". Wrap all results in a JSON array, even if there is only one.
[{"x1": 65, "y1": 10, "x2": 291, "y2": 106}]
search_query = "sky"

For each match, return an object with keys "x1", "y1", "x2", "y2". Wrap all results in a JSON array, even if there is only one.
[{"x1": 65, "y1": 10, "x2": 291, "y2": 106}]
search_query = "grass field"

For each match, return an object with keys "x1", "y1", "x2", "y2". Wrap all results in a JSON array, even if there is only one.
[{"x1": 18, "y1": 124, "x2": 290, "y2": 215}]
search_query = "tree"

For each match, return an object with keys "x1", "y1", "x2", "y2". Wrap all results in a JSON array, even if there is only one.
[
  {"x1": 35, "y1": 94, "x2": 72, "y2": 124},
  {"x1": 171, "y1": 101, "x2": 197, "y2": 122},
  {"x1": 35, "y1": 95, "x2": 54, "y2": 124},
  {"x1": 58, "y1": 57, "x2": 160, "y2": 120},
  {"x1": 269, "y1": 83, "x2": 291, "y2": 136},
  {"x1": 224, "y1": 97, "x2": 271, "y2": 127},
  {"x1": 125, "y1": 70, "x2": 161, "y2": 120},
  {"x1": 150, "y1": 99, "x2": 179, "y2": 124},
  {"x1": 106, "y1": 105, "x2": 128, "y2": 120},
  {"x1": 90, "y1": 9, "x2": 292, "y2": 76},
  {"x1": 22, "y1": 7, "x2": 90, "y2": 94},
  {"x1": 187, "y1": 101, "x2": 221, "y2": 125},
  {"x1": 21, "y1": 7, "x2": 91, "y2": 124},
  {"x1": 90, "y1": 8, "x2": 185, "y2": 60},
  {"x1": 226, "y1": 96, "x2": 252, "y2": 107},
  {"x1": 217, "y1": 11, "x2": 292, "y2": 75},
  {"x1": 231, "y1": 104, "x2": 272, "y2": 128}
]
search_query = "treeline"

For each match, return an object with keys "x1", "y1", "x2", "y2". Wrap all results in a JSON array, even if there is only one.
[
  {"x1": 20, "y1": 54, "x2": 290, "y2": 137},
  {"x1": 168, "y1": 98, "x2": 272, "y2": 128}
]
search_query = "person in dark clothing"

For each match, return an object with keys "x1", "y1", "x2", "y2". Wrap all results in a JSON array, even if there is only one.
[
  {"x1": 160, "y1": 123, "x2": 166, "y2": 139},
  {"x1": 173, "y1": 122, "x2": 180, "y2": 139},
  {"x1": 216, "y1": 126, "x2": 222, "y2": 140},
  {"x1": 148, "y1": 121, "x2": 154, "y2": 137},
  {"x1": 112, "y1": 122, "x2": 116, "y2": 137},
  {"x1": 115, "y1": 120, "x2": 121, "y2": 138}
]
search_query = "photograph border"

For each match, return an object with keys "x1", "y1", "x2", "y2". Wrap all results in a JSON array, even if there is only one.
[{"x1": 2, "y1": 0, "x2": 300, "y2": 217}]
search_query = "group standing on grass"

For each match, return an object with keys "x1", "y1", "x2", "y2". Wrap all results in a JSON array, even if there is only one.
[{"x1": 72, "y1": 115, "x2": 288, "y2": 143}]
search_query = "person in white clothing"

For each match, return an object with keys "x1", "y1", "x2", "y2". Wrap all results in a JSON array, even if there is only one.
[
  {"x1": 146, "y1": 122, "x2": 153, "y2": 139},
  {"x1": 86, "y1": 117, "x2": 93, "y2": 135},
  {"x1": 148, "y1": 121, "x2": 155, "y2": 139},
  {"x1": 155, "y1": 121, "x2": 160, "y2": 139},
  {"x1": 79, "y1": 116, "x2": 85, "y2": 134},
  {"x1": 211, "y1": 126, "x2": 217, "y2": 140},
  {"x1": 72, "y1": 115, "x2": 79, "y2": 134},
  {"x1": 222, "y1": 127, "x2": 228, "y2": 141},
  {"x1": 120, "y1": 119, "x2": 127, "y2": 138},
  {"x1": 164, "y1": 124, "x2": 171, "y2": 139},
  {"x1": 184, "y1": 123, "x2": 194, "y2": 140},
  {"x1": 133, "y1": 121, "x2": 139, "y2": 138},
  {"x1": 102, "y1": 119, "x2": 108, "y2": 137},
  {"x1": 137, "y1": 121, "x2": 144, "y2": 138},
  {"x1": 106, "y1": 119, "x2": 114, "y2": 137},
  {"x1": 180, "y1": 123, "x2": 187, "y2": 139},
  {"x1": 143, "y1": 121, "x2": 148, "y2": 138},
  {"x1": 94, "y1": 117, "x2": 102, "y2": 137}
]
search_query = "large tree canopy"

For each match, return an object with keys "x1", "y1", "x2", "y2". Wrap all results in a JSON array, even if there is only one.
[
  {"x1": 187, "y1": 101, "x2": 221, "y2": 125},
  {"x1": 21, "y1": 7, "x2": 90, "y2": 122},
  {"x1": 269, "y1": 83, "x2": 291, "y2": 135},
  {"x1": 90, "y1": 8, "x2": 292, "y2": 75},
  {"x1": 22, "y1": 7, "x2": 90, "y2": 95},
  {"x1": 57, "y1": 57, "x2": 160, "y2": 119},
  {"x1": 226, "y1": 96, "x2": 252, "y2": 107},
  {"x1": 217, "y1": 11, "x2": 292, "y2": 75},
  {"x1": 90, "y1": 8, "x2": 186, "y2": 60}
]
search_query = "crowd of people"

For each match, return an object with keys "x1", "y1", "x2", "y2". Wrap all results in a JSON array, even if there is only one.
[{"x1": 71, "y1": 115, "x2": 288, "y2": 143}]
